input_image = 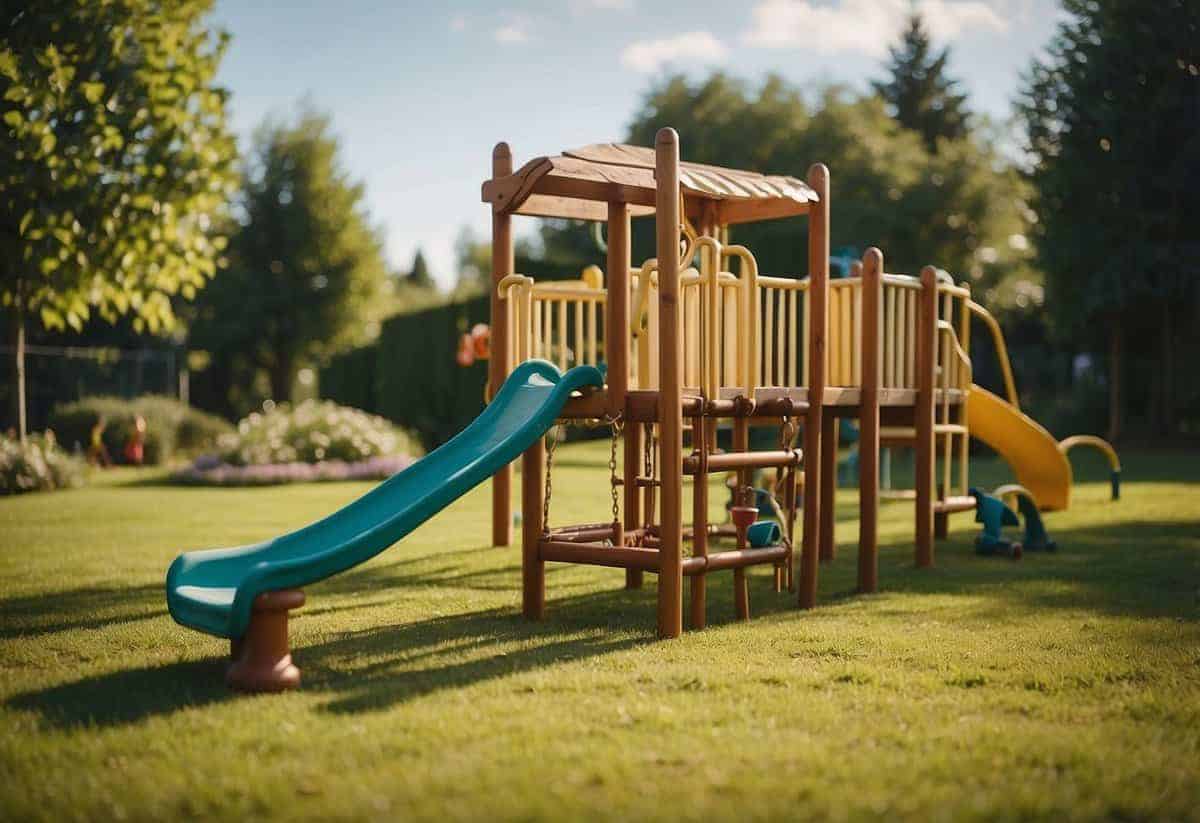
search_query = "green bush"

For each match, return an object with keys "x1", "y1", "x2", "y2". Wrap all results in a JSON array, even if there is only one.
[
  {"x1": 49, "y1": 395, "x2": 233, "y2": 465},
  {"x1": 219, "y1": 400, "x2": 421, "y2": 466},
  {"x1": 0, "y1": 432, "x2": 87, "y2": 495},
  {"x1": 321, "y1": 296, "x2": 490, "y2": 449}
]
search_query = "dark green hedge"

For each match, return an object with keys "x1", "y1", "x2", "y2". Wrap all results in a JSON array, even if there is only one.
[
  {"x1": 49, "y1": 395, "x2": 232, "y2": 464},
  {"x1": 321, "y1": 296, "x2": 491, "y2": 449}
]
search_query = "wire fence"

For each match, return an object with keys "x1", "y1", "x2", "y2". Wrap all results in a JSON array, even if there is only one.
[{"x1": 1, "y1": 344, "x2": 187, "y2": 433}]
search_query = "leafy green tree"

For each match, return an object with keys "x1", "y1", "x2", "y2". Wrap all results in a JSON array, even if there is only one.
[
  {"x1": 189, "y1": 110, "x2": 390, "y2": 408},
  {"x1": 872, "y1": 13, "x2": 971, "y2": 152},
  {"x1": 545, "y1": 73, "x2": 1030, "y2": 294},
  {"x1": 406, "y1": 249, "x2": 434, "y2": 289},
  {"x1": 1018, "y1": 0, "x2": 1200, "y2": 437},
  {"x1": 1, "y1": 0, "x2": 236, "y2": 438}
]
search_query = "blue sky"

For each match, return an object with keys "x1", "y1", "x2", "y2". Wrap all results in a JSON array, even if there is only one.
[{"x1": 212, "y1": 0, "x2": 1062, "y2": 288}]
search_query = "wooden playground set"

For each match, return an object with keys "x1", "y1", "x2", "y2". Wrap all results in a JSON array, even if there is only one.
[
  {"x1": 166, "y1": 128, "x2": 1120, "y2": 690},
  {"x1": 480, "y1": 131, "x2": 1120, "y2": 638}
]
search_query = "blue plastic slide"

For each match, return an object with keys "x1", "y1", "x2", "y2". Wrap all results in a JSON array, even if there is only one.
[{"x1": 166, "y1": 360, "x2": 603, "y2": 640}]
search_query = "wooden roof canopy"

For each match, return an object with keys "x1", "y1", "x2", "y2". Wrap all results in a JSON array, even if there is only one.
[{"x1": 482, "y1": 143, "x2": 819, "y2": 225}]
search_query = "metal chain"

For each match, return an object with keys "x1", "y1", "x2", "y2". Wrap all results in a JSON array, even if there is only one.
[
  {"x1": 542, "y1": 425, "x2": 558, "y2": 535},
  {"x1": 608, "y1": 415, "x2": 624, "y2": 525}
]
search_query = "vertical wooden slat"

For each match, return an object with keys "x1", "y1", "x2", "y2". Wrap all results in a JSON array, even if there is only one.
[
  {"x1": 852, "y1": 281, "x2": 862, "y2": 385},
  {"x1": 763, "y1": 286, "x2": 772, "y2": 386},
  {"x1": 776, "y1": 287, "x2": 785, "y2": 389},
  {"x1": 827, "y1": 286, "x2": 838, "y2": 385},
  {"x1": 884, "y1": 286, "x2": 896, "y2": 388},
  {"x1": 787, "y1": 289, "x2": 798, "y2": 386},
  {"x1": 557, "y1": 299, "x2": 568, "y2": 370},
  {"x1": 574, "y1": 300, "x2": 583, "y2": 367},
  {"x1": 724, "y1": 285, "x2": 736, "y2": 387}
]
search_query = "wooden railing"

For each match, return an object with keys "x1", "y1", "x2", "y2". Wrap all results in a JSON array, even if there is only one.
[
  {"x1": 497, "y1": 255, "x2": 973, "y2": 428},
  {"x1": 496, "y1": 274, "x2": 606, "y2": 377},
  {"x1": 880, "y1": 274, "x2": 921, "y2": 390}
]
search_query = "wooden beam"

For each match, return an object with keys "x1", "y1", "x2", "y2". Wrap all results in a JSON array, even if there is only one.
[
  {"x1": 915, "y1": 265, "x2": 938, "y2": 568},
  {"x1": 540, "y1": 542, "x2": 662, "y2": 571},
  {"x1": 655, "y1": 128, "x2": 684, "y2": 640},
  {"x1": 799, "y1": 163, "x2": 829, "y2": 610},
  {"x1": 491, "y1": 143, "x2": 513, "y2": 548},
  {"x1": 624, "y1": 413, "x2": 644, "y2": 590},
  {"x1": 522, "y1": 435, "x2": 545, "y2": 619},
  {"x1": 858, "y1": 248, "x2": 882, "y2": 594},
  {"x1": 607, "y1": 203, "x2": 631, "y2": 417}
]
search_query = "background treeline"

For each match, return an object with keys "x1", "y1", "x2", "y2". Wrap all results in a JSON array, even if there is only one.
[{"x1": 6, "y1": 1, "x2": 1198, "y2": 450}]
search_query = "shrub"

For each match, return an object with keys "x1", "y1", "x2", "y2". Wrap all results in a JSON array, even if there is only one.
[
  {"x1": 218, "y1": 400, "x2": 421, "y2": 466},
  {"x1": 49, "y1": 396, "x2": 232, "y2": 465},
  {"x1": 0, "y1": 432, "x2": 87, "y2": 495}
]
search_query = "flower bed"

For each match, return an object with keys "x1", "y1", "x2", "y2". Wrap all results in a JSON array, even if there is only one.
[
  {"x1": 172, "y1": 400, "x2": 420, "y2": 486},
  {"x1": 172, "y1": 454, "x2": 415, "y2": 486}
]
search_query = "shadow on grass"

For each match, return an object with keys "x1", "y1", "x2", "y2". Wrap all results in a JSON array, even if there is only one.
[
  {"x1": 0, "y1": 582, "x2": 164, "y2": 639},
  {"x1": 792, "y1": 519, "x2": 1199, "y2": 622},
  {"x1": 6, "y1": 587, "x2": 650, "y2": 729},
  {"x1": 6, "y1": 513, "x2": 1196, "y2": 730}
]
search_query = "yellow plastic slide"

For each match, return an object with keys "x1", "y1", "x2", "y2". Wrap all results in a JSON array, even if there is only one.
[{"x1": 966, "y1": 385, "x2": 1072, "y2": 511}]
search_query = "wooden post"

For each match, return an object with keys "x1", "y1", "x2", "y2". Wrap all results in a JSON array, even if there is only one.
[
  {"x1": 690, "y1": 415, "x2": 708, "y2": 630},
  {"x1": 607, "y1": 202, "x2": 631, "y2": 417},
  {"x1": 858, "y1": 248, "x2": 882, "y2": 593},
  {"x1": 490, "y1": 143, "x2": 514, "y2": 547},
  {"x1": 226, "y1": 590, "x2": 305, "y2": 692},
  {"x1": 819, "y1": 413, "x2": 837, "y2": 563},
  {"x1": 914, "y1": 265, "x2": 937, "y2": 568},
  {"x1": 799, "y1": 164, "x2": 829, "y2": 610},
  {"x1": 607, "y1": 202, "x2": 631, "y2": 555},
  {"x1": 624, "y1": 416, "x2": 644, "y2": 589},
  {"x1": 655, "y1": 128, "x2": 683, "y2": 639},
  {"x1": 521, "y1": 436, "x2": 545, "y2": 618}
]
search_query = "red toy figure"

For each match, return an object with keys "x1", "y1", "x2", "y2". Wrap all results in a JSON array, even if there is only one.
[{"x1": 123, "y1": 415, "x2": 147, "y2": 465}]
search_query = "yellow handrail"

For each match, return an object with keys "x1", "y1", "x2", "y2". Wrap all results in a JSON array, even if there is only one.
[
  {"x1": 967, "y1": 299, "x2": 1019, "y2": 409},
  {"x1": 1058, "y1": 435, "x2": 1121, "y2": 471}
]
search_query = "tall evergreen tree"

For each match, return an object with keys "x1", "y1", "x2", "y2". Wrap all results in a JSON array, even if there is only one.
[
  {"x1": 872, "y1": 13, "x2": 971, "y2": 152},
  {"x1": 1018, "y1": 0, "x2": 1200, "y2": 438},
  {"x1": 189, "y1": 109, "x2": 389, "y2": 408},
  {"x1": 407, "y1": 249, "x2": 434, "y2": 289}
]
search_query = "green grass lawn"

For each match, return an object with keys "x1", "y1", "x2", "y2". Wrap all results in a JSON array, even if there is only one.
[{"x1": 2, "y1": 443, "x2": 1198, "y2": 821}]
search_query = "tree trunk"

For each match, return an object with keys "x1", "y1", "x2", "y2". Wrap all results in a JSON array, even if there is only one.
[
  {"x1": 1107, "y1": 322, "x2": 1122, "y2": 443},
  {"x1": 269, "y1": 352, "x2": 292, "y2": 403},
  {"x1": 1160, "y1": 298, "x2": 1174, "y2": 436},
  {"x1": 13, "y1": 282, "x2": 27, "y2": 443}
]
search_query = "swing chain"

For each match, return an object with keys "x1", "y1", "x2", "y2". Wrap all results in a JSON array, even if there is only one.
[
  {"x1": 608, "y1": 415, "x2": 624, "y2": 526},
  {"x1": 542, "y1": 424, "x2": 559, "y2": 535}
]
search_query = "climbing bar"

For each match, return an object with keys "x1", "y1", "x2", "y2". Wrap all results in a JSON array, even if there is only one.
[
  {"x1": 683, "y1": 449, "x2": 802, "y2": 474},
  {"x1": 686, "y1": 545, "x2": 789, "y2": 574},
  {"x1": 538, "y1": 541, "x2": 661, "y2": 571}
]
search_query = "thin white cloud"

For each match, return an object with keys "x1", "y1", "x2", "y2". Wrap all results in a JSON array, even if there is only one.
[
  {"x1": 742, "y1": 0, "x2": 1007, "y2": 57},
  {"x1": 621, "y1": 31, "x2": 729, "y2": 74},
  {"x1": 494, "y1": 21, "x2": 530, "y2": 44},
  {"x1": 572, "y1": 0, "x2": 634, "y2": 9}
]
